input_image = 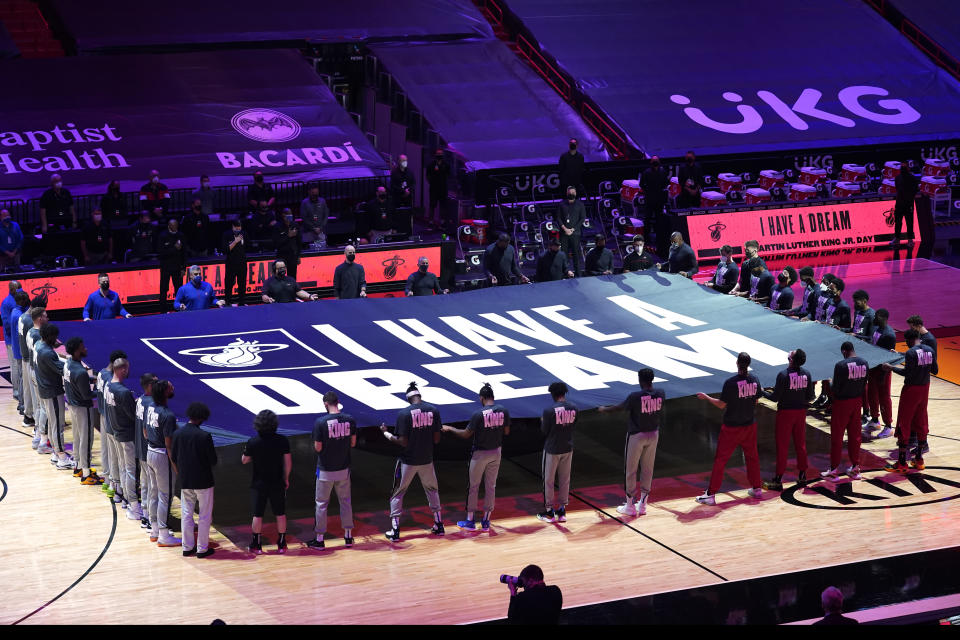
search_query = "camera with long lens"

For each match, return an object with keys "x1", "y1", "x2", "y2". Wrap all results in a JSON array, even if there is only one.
[{"x1": 500, "y1": 574, "x2": 524, "y2": 589}]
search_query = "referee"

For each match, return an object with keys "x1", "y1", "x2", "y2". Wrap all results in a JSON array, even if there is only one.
[
  {"x1": 309, "y1": 392, "x2": 356, "y2": 549},
  {"x1": 442, "y1": 383, "x2": 510, "y2": 532},
  {"x1": 381, "y1": 382, "x2": 444, "y2": 541},
  {"x1": 538, "y1": 381, "x2": 578, "y2": 523}
]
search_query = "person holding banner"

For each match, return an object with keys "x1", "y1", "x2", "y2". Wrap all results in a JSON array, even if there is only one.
[
  {"x1": 484, "y1": 233, "x2": 529, "y2": 286},
  {"x1": 703, "y1": 245, "x2": 738, "y2": 294},
  {"x1": 83, "y1": 273, "x2": 133, "y2": 321},
  {"x1": 380, "y1": 382, "x2": 445, "y2": 542},
  {"x1": 883, "y1": 329, "x2": 937, "y2": 473},
  {"x1": 621, "y1": 235, "x2": 657, "y2": 273},
  {"x1": 863, "y1": 308, "x2": 896, "y2": 441},
  {"x1": 538, "y1": 381, "x2": 578, "y2": 523},
  {"x1": 405, "y1": 256, "x2": 446, "y2": 296},
  {"x1": 333, "y1": 245, "x2": 367, "y2": 299},
  {"x1": 535, "y1": 238, "x2": 573, "y2": 282},
  {"x1": 821, "y1": 342, "x2": 868, "y2": 480},
  {"x1": 729, "y1": 240, "x2": 763, "y2": 298},
  {"x1": 761, "y1": 349, "x2": 815, "y2": 491},
  {"x1": 696, "y1": 352, "x2": 763, "y2": 505},
  {"x1": 656, "y1": 232, "x2": 697, "y2": 279},
  {"x1": 262, "y1": 259, "x2": 317, "y2": 304},
  {"x1": 175, "y1": 265, "x2": 225, "y2": 311},
  {"x1": 442, "y1": 383, "x2": 510, "y2": 532}
]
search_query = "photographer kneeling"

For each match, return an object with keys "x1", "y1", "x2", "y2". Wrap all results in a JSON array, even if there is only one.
[{"x1": 504, "y1": 564, "x2": 563, "y2": 624}]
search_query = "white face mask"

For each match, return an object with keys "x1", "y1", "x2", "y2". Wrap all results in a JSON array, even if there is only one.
[
  {"x1": 400, "y1": 161, "x2": 407, "y2": 169},
  {"x1": 151, "y1": 176, "x2": 159, "y2": 184},
  {"x1": 54, "y1": 181, "x2": 63, "y2": 189}
]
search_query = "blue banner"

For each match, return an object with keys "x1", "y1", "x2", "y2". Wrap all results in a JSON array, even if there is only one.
[{"x1": 67, "y1": 273, "x2": 900, "y2": 442}]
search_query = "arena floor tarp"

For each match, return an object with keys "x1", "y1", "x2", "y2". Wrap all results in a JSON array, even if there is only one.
[
  {"x1": 50, "y1": 0, "x2": 492, "y2": 53},
  {"x1": 889, "y1": 0, "x2": 960, "y2": 67},
  {"x1": 68, "y1": 273, "x2": 901, "y2": 444},
  {"x1": 0, "y1": 50, "x2": 386, "y2": 198},
  {"x1": 502, "y1": 0, "x2": 960, "y2": 157},
  {"x1": 370, "y1": 40, "x2": 607, "y2": 171}
]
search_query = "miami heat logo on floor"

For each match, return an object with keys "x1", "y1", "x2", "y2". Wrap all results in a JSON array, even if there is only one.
[{"x1": 177, "y1": 338, "x2": 289, "y2": 368}]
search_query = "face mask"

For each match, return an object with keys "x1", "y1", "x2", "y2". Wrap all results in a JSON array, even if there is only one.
[
  {"x1": 193, "y1": 205, "x2": 201, "y2": 212},
  {"x1": 419, "y1": 264, "x2": 428, "y2": 273},
  {"x1": 567, "y1": 194, "x2": 576, "y2": 201},
  {"x1": 100, "y1": 281, "x2": 109, "y2": 291},
  {"x1": 202, "y1": 181, "x2": 210, "y2": 188},
  {"x1": 651, "y1": 161, "x2": 660, "y2": 168},
  {"x1": 285, "y1": 215, "x2": 293, "y2": 224},
  {"x1": 400, "y1": 161, "x2": 407, "y2": 169},
  {"x1": 234, "y1": 228, "x2": 241, "y2": 235},
  {"x1": 151, "y1": 176, "x2": 159, "y2": 184},
  {"x1": 192, "y1": 275, "x2": 202, "y2": 286},
  {"x1": 346, "y1": 254, "x2": 356, "y2": 262},
  {"x1": 1, "y1": 219, "x2": 9, "y2": 226},
  {"x1": 92, "y1": 215, "x2": 102, "y2": 223},
  {"x1": 378, "y1": 194, "x2": 386, "y2": 201},
  {"x1": 671, "y1": 242, "x2": 679, "y2": 250},
  {"x1": 54, "y1": 181, "x2": 63, "y2": 189},
  {"x1": 277, "y1": 269, "x2": 287, "y2": 277},
  {"x1": 255, "y1": 176, "x2": 263, "y2": 183},
  {"x1": 569, "y1": 143, "x2": 577, "y2": 151}
]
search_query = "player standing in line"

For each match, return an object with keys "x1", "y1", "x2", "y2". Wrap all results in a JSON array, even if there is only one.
[
  {"x1": 863, "y1": 308, "x2": 897, "y2": 441},
  {"x1": 105, "y1": 357, "x2": 143, "y2": 522},
  {"x1": 599, "y1": 368, "x2": 664, "y2": 516},
  {"x1": 883, "y1": 329, "x2": 937, "y2": 472},
  {"x1": 760, "y1": 349, "x2": 815, "y2": 491},
  {"x1": 145, "y1": 379, "x2": 182, "y2": 547},
  {"x1": 538, "y1": 381, "x2": 578, "y2": 523},
  {"x1": 442, "y1": 383, "x2": 510, "y2": 532},
  {"x1": 36, "y1": 323, "x2": 72, "y2": 469},
  {"x1": 63, "y1": 337, "x2": 103, "y2": 485},
  {"x1": 96, "y1": 350, "x2": 126, "y2": 500},
  {"x1": 134, "y1": 373, "x2": 158, "y2": 531},
  {"x1": 695, "y1": 352, "x2": 763, "y2": 504},
  {"x1": 821, "y1": 342, "x2": 869, "y2": 480},
  {"x1": 243, "y1": 409, "x2": 291, "y2": 554},
  {"x1": 906, "y1": 315, "x2": 936, "y2": 457},
  {"x1": 170, "y1": 402, "x2": 217, "y2": 558},
  {"x1": 308, "y1": 392, "x2": 356, "y2": 549},
  {"x1": 381, "y1": 382, "x2": 444, "y2": 541},
  {"x1": 25, "y1": 305, "x2": 50, "y2": 455}
]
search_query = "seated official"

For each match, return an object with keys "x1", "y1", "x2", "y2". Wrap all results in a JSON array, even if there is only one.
[
  {"x1": 405, "y1": 256, "x2": 446, "y2": 296},
  {"x1": 83, "y1": 273, "x2": 132, "y2": 321},
  {"x1": 656, "y1": 232, "x2": 698, "y2": 278},
  {"x1": 584, "y1": 234, "x2": 614, "y2": 276},
  {"x1": 262, "y1": 259, "x2": 317, "y2": 304},
  {"x1": 175, "y1": 265, "x2": 225, "y2": 311},
  {"x1": 621, "y1": 235, "x2": 657, "y2": 273},
  {"x1": 506, "y1": 565, "x2": 563, "y2": 625},
  {"x1": 535, "y1": 238, "x2": 573, "y2": 282}
]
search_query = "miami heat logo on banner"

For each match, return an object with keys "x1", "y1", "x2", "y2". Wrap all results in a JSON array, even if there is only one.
[{"x1": 178, "y1": 339, "x2": 290, "y2": 368}]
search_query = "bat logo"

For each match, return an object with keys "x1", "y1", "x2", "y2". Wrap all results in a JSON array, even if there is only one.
[
  {"x1": 708, "y1": 221, "x2": 726, "y2": 241},
  {"x1": 178, "y1": 338, "x2": 288, "y2": 368},
  {"x1": 231, "y1": 108, "x2": 302, "y2": 143},
  {"x1": 884, "y1": 207, "x2": 896, "y2": 226},
  {"x1": 31, "y1": 282, "x2": 57, "y2": 297},
  {"x1": 382, "y1": 255, "x2": 405, "y2": 280}
]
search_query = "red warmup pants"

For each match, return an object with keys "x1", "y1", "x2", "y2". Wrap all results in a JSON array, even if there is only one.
[
  {"x1": 830, "y1": 397, "x2": 862, "y2": 469},
  {"x1": 708, "y1": 423, "x2": 762, "y2": 494},
  {"x1": 896, "y1": 384, "x2": 930, "y2": 447},
  {"x1": 867, "y1": 367, "x2": 892, "y2": 425},
  {"x1": 775, "y1": 409, "x2": 809, "y2": 476}
]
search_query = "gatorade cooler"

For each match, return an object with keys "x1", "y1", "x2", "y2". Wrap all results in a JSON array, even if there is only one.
[
  {"x1": 882, "y1": 161, "x2": 902, "y2": 179},
  {"x1": 879, "y1": 179, "x2": 897, "y2": 195},
  {"x1": 745, "y1": 188, "x2": 771, "y2": 204},
  {"x1": 923, "y1": 158, "x2": 949, "y2": 177},
  {"x1": 841, "y1": 164, "x2": 867, "y2": 182},
  {"x1": 832, "y1": 181, "x2": 861, "y2": 197},
  {"x1": 668, "y1": 176, "x2": 681, "y2": 198},
  {"x1": 620, "y1": 179, "x2": 641, "y2": 203},
  {"x1": 717, "y1": 172, "x2": 743, "y2": 193},
  {"x1": 799, "y1": 167, "x2": 828, "y2": 185},
  {"x1": 470, "y1": 219, "x2": 488, "y2": 245},
  {"x1": 700, "y1": 191, "x2": 727, "y2": 207},
  {"x1": 758, "y1": 169, "x2": 785, "y2": 190},
  {"x1": 789, "y1": 183, "x2": 817, "y2": 201},
  {"x1": 920, "y1": 176, "x2": 947, "y2": 196}
]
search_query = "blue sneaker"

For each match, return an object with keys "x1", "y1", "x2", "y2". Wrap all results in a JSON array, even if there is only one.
[
  {"x1": 480, "y1": 518, "x2": 490, "y2": 532},
  {"x1": 457, "y1": 519, "x2": 476, "y2": 531}
]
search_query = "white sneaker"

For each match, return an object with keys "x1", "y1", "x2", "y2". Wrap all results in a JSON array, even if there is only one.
[
  {"x1": 157, "y1": 532, "x2": 181, "y2": 547},
  {"x1": 636, "y1": 501, "x2": 647, "y2": 516},
  {"x1": 30, "y1": 434, "x2": 40, "y2": 449},
  {"x1": 864, "y1": 420, "x2": 880, "y2": 431},
  {"x1": 616, "y1": 502, "x2": 637, "y2": 516},
  {"x1": 695, "y1": 492, "x2": 716, "y2": 505},
  {"x1": 820, "y1": 467, "x2": 840, "y2": 479},
  {"x1": 38, "y1": 442, "x2": 52, "y2": 454},
  {"x1": 56, "y1": 457, "x2": 74, "y2": 470},
  {"x1": 126, "y1": 505, "x2": 143, "y2": 520},
  {"x1": 875, "y1": 427, "x2": 894, "y2": 439},
  {"x1": 846, "y1": 465, "x2": 862, "y2": 480},
  {"x1": 747, "y1": 487, "x2": 762, "y2": 498}
]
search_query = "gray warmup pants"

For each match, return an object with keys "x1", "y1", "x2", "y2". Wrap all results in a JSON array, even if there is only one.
[
  {"x1": 466, "y1": 447, "x2": 501, "y2": 514},
  {"x1": 40, "y1": 395, "x2": 66, "y2": 455},
  {"x1": 390, "y1": 461, "x2": 441, "y2": 518},
  {"x1": 20, "y1": 359, "x2": 33, "y2": 419},
  {"x1": 146, "y1": 447, "x2": 175, "y2": 534},
  {"x1": 543, "y1": 450, "x2": 573, "y2": 509},
  {"x1": 314, "y1": 468, "x2": 353, "y2": 535},
  {"x1": 68, "y1": 404, "x2": 96, "y2": 471},
  {"x1": 8, "y1": 344, "x2": 22, "y2": 409},
  {"x1": 102, "y1": 431, "x2": 121, "y2": 488},
  {"x1": 28, "y1": 367, "x2": 46, "y2": 434},
  {"x1": 625, "y1": 430, "x2": 659, "y2": 500},
  {"x1": 181, "y1": 487, "x2": 214, "y2": 552},
  {"x1": 116, "y1": 440, "x2": 140, "y2": 507}
]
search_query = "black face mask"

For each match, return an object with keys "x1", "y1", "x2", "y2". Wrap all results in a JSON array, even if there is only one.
[
  {"x1": 233, "y1": 228, "x2": 242, "y2": 235},
  {"x1": 377, "y1": 194, "x2": 386, "y2": 201},
  {"x1": 277, "y1": 269, "x2": 287, "y2": 277},
  {"x1": 100, "y1": 282, "x2": 110, "y2": 291},
  {"x1": 418, "y1": 264, "x2": 428, "y2": 273},
  {"x1": 346, "y1": 254, "x2": 356, "y2": 262},
  {"x1": 569, "y1": 144, "x2": 577, "y2": 151},
  {"x1": 651, "y1": 161, "x2": 660, "y2": 168}
]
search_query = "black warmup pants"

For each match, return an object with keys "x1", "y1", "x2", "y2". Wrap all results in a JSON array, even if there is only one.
[{"x1": 224, "y1": 261, "x2": 247, "y2": 306}]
